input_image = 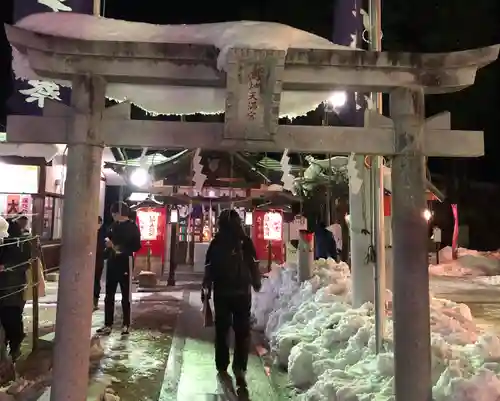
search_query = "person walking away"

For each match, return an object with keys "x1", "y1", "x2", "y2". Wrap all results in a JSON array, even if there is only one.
[
  {"x1": 202, "y1": 209, "x2": 261, "y2": 390},
  {"x1": 0, "y1": 219, "x2": 31, "y2": 361},
  {"x1": 314, "y1": 220, "x2": 338, "y2": 260},
  {"x1": 93, "y1": 216, "x2": 106, "y2": 311},
  {"x1": 97, "y1": 203, "x2": 141, "y2": 335}
]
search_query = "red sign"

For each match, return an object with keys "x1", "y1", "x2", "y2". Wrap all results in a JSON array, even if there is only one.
[
  {"x1": 384, "y1": 195, "x2": 391, "y2": 217},
  {"x1": 252, "y1": 210, "x2": 284, "y2": 263},
  {"x1": 6, "y1": 195, "x2": 21, "y2": 215},
  {"x1": 136, "y1": 207, "x2": 167, "y2": 263}
]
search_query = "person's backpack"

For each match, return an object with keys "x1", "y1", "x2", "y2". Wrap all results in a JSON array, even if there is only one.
[{"x1": 211, "y1": 237, "x2": 251, "y2": 293}]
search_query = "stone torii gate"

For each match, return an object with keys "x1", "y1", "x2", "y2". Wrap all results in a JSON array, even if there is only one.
[{"x1": 5, "y1": 23, "x2": 499, "y2": 401}]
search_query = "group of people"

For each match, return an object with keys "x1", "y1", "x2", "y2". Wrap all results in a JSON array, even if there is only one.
[
  {"x1": 0, "y1": 201, "x2": 141, "y2": 362},
  {"x1": 0, "y1": 215, "x2": 32, "y2": 361},
  {"x1": 0, "y1": 199, "x2": 340, "y2": 387}
]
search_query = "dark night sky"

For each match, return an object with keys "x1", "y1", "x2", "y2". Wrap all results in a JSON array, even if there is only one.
[{"x1": 1, "y1": 0, "x2": 499, "y2": 181}]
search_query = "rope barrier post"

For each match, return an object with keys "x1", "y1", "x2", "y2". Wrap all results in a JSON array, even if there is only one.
[{"x1": 31, "y1": 237, "x2": 40, "y2": 352}]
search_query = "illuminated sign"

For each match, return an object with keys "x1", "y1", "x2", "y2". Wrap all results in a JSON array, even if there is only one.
[
  {"x1": 0, "y1": 164, "x2": 39, "y2": 194},
  {"x1": 137, "y1": 210, "x2": 160, "y2": 241},
  {"x1": 263, "y1": 211, "x2": 283, "y2": 241}
]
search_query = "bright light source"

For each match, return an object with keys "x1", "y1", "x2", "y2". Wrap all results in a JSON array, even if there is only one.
[
  {"x1": 245, "y1": 211, "x2": 253, "y2": 226},
  {"x1": 170, "y1": 209, "x2": 178, "y2": 223},
  {"x1": 328, "y1": 91, "x2": 347, "y2": 108},
  {"x1": 208, "y1": 190, "x2": 216, "y2": 198},
  {"x1": 130, "y1": 168, "x2": 149, "y2": 188},
  {"x1": 423, "y1": 209, "x2": 432, "y2": 222}
]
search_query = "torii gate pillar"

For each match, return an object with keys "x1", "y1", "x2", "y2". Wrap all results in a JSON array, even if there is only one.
[
  {"x1": 390, "y1": 87, "x2": 432, "y2": 401},
  {"x1": 50, "y1": 75, "x2": 105, "y2": 401}
]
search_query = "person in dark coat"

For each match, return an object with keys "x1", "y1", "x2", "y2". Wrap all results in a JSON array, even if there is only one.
[
  {"x1": 314, "y1": 220, "x2": 338, "y2": 260},
  {"x1": 202, "y1": 209, "x2": 261, "y2": 389},
  {"x1": 0, "y1": 219, "x2": 31, "y2": 360},
  {"x1": 16, "y1": 215, "x2": 30, "y2": 236},
  {"x1": 93, "y1": 216, "x2": 106, "y2": 311},
  {"x1": 96, "y1": 203, "x2": 141, "y2": 336}
]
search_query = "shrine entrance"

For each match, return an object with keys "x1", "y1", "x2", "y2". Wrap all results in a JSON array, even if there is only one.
[{"x1": 5, "y1": 14, "x2": 498, "y2": 401}]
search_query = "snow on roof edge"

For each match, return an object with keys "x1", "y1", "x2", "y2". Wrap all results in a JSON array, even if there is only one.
[{"x1": 11, "y1": 13, "x2": 354, "y2": 116}]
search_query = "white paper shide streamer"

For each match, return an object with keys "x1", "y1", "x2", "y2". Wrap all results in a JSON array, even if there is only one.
[
  {"x1": 280, "y1": 149, "x2": 294, "y2": 192},
  {"x1": 347, "y1": 153, "x2": 363, "y2": 194},
  {"x1": 192, "y1": 148, "x2": 207, "y2": 194}
]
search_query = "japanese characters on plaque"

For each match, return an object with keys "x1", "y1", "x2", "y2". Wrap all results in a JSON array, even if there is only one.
[
  {"x1": 247, "y1": 66, "x2": 264, "y2": 120},
  {"x1": 21, "y1": 196, "x2": 30, "y2": 214},
  {"x1": 263, "y1": 212, "x2": 283, "y2": 241},
  {"x1": 137, "y1": 211, "x2": 160, "y2": 241},
  {"x1": 255, "y1": 214, "x2": 263, "y2": 240}
]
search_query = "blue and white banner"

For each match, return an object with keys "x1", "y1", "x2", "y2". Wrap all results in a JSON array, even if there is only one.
[
  {"x1": 332, "y1": 0, "x2": 365, "y2": 127},
  {"x1": 9, "y1": 0, "x2": 93, "y2": 116}
]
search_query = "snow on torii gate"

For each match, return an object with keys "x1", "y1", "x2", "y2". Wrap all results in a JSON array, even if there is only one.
[{"x1": 5, "y1": 22, "x2": 499, "y2": 401}]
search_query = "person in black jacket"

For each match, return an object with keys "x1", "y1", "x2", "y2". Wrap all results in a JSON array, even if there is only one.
[
  {"x1": 0, "y1": 219, "x2": 31, "y2": 360},
  {"x1": 314, "y1": 220, "x2": 338, "y2": 261},
  {"x1": 202, "y1": 209, "x2": 261, "y2": 389},
  {"x1": 93, "y1": 216, "x2": 106, "y2": 311},
  {"x1": 96, "y1": 203, "x2": 141, "y2": 336}
]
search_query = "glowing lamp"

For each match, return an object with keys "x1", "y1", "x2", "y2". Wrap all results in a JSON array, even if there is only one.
[
  {"x1": 328, "y1": 91, "x2": 347, "y2": 108},
  {"x1": 423, "y1": 209, "x2": 432, "y2": 222},
  {"x1": 170, "y1": 209, "x2": 178, "y2": 223},
  {"x1": 137, "y1": 210, "x2": 160, "y2": 241},
  {"x1": 130, "y1": 168, "x2": 149, "y2": 188},
  {"x1": 263, "y1": 211, "x2": 283, "y2": 241},
  {"x1": 245, "y1": 211, "x2": 253, "y2": 226}
]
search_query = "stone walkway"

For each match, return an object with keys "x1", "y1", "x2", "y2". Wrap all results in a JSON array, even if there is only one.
[{"x1": 159, "y1": 291, "x2": 280, "y2": 401}]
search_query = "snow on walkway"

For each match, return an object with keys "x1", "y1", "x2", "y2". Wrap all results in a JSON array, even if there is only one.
[
  {"x1": 159, "y1": 291, "x2": 280, "y2": 400},
  {"x1": 18, "y1": 292, "x2": 183, "y2": 401},
  {"x1": 253, "y1": 259, "x2": 500, "y2": 401}
]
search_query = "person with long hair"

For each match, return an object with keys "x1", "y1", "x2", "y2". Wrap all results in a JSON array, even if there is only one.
[{"x1": 202, "y1": 209, "x2": 261, "y2": 390}]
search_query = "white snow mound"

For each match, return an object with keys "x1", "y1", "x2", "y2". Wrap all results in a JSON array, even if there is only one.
[
  {"x1": 430, "y1": 246, "x2": 500, "y2": 277},
  {"x1": 252, "y1": 258, "x2": 500, "y2": 401},
  {"x1": 13, "y1": 13, "x2": 354, "y2": 116}
]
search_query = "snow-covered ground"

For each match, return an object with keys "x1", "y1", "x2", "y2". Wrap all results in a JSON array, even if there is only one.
[
  {"x1": 429, "y1": 246, "x2": 500, "y2": 278},
  {"x1": 252, "y1": 259, "x2": 500, "y2": 401}
]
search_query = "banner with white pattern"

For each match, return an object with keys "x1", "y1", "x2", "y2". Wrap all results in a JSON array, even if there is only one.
[{"x1": 9, "y1": 0, "x2": 93, "y2": 116}]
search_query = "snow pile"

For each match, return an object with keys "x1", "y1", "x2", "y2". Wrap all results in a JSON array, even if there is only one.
[
  {"x1": 13, "y1": 13, "x2": 353, "y2": 116},
  {"x1": 252, "y1": 258, "x2": 500, "y2": 401},
  {"x1": 430, "y1": 246, "x2": 500, "y2": 277}
]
